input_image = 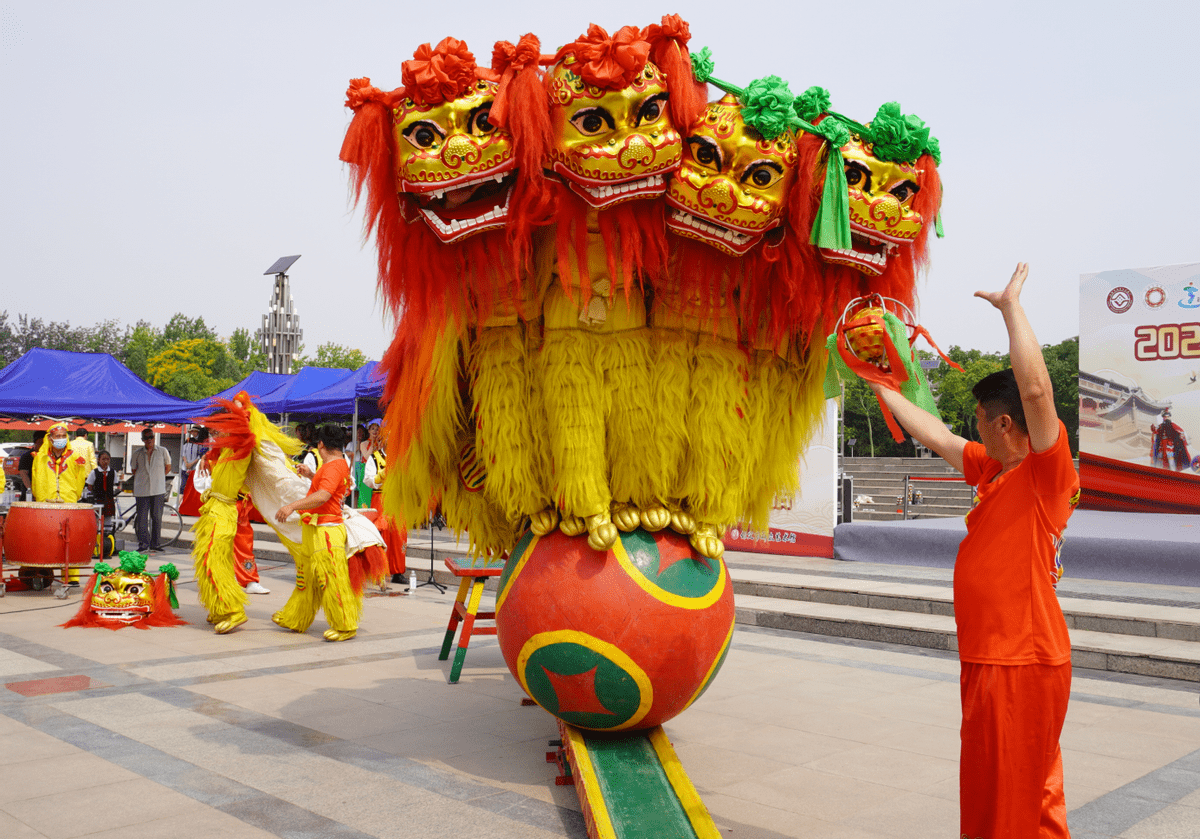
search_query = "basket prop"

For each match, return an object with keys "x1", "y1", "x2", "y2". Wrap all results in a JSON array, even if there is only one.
[{"x1": 823, "y1": 294, "x2": 962, "y2": 443}]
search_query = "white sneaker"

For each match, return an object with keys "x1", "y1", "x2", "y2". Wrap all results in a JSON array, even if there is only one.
[{"x1": 245, "y1": 582, "x2": 270, "y2": 595}]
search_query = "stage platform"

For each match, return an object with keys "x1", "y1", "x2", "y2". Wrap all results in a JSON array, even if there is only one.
[{"x1": 834, "y1": 510, "x2": 1200, "y2": 588}]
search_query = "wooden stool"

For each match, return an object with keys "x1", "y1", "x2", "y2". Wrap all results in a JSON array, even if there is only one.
[{"x1": 438, "y1": 555, "x2": 506, "y2": 684}]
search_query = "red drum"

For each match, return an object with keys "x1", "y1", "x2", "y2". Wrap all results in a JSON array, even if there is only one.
[{"x1": 4, "y1": 502, "x2": 97, "y2": 568}]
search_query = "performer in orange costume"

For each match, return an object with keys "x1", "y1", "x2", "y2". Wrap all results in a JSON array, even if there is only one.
[
  {"x1": 274, "y1": 424, "x2": 359, "y2": 642},
  {"x1": 233, "y1": 493, "x2": 268, "y2": 593},
  {"x1": 363, "y1": 433, "x2": 408, "y2": 584},
  {"x1": 870, "y1": 264, "x2": 1077, "y2": 839}
]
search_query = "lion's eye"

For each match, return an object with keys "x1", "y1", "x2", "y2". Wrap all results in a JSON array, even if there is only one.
[
  {"x1": 844, "y1": 162, "x2": 871, "y2": 190},
  {"x1": 403, "y1": 121, "x2": 444, "y2": 149},
  {"x1": 569, "y1": 107, "x2": 615, "y2": 136},
  {"x1": 635, "y1": 93, "x2": 669, "y2": 127},
  {"x1": 743, "y1": 161, "x2": 784, "y2": 189},
  {"x1": 471, "y1": 105, "x2": 494, "y2": 135},
  {"x1": 687, "y1": 137, "x2": 722, "y2": 169},
  {"x1": 889, "y1": 181, "x2": 919, "y2": 203}
]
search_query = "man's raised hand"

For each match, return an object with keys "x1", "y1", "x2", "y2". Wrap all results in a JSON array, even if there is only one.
[{"x1": 974, "y1": 262, "x2": 1029, "y2": 310}]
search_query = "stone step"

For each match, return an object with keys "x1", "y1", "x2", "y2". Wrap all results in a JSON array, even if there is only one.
[
  {"x1": 729, "y1": 563, "x2": 1200, "y2": 682},
  {"x1": 729, "y1": 566, "x2": 1200, "y2": 641},
  {"x1": 733, "y1": 593, "x2": 1200, "y2": 682}
]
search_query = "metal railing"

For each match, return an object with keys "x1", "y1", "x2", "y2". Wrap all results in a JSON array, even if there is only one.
[{"x1": 898, "y1": 474, "x2": 970, "y2": 520}]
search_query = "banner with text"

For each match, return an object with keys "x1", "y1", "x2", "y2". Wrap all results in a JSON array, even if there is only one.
[{"x1": 1079, "y1": 263, "x2": 1200, "y2": 513}]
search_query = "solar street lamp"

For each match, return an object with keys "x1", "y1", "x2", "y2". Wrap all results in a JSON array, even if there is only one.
[{"x1": 261, "y1": 255, "x2": 303, "y2": 375}]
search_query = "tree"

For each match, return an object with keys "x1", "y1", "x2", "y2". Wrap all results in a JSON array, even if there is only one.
[
  {"x1": 291, "y1": 342, "x2": 367, "y2": 372},
  {"x1": 228, "y1": 327, "x2": 268, "y2": 378},
  {"x1": 0, "y1": 312, "x2": 21, "y2": 369},
  {"x1": 121, "y1": 322, "x2": 161, "y2": 380},
  {"x1": 146, "y1": 338, "x2": 238, "y2": 400},
  {"x1": 161, "y1": 314, "x2": 218, "y2": 345}
]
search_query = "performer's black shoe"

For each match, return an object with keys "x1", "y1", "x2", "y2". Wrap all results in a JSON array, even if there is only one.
[{"x1": 390, "y1": 573, "x2": 408, "y2": 585}]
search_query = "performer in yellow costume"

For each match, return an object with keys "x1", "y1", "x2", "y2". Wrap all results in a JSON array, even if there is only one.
[
  {"x1": 191, "y1": 399, "x2": 259, "y2": 633},
  {"x1": 32, "y1": 422, "x2": 90, "y2": 503}
]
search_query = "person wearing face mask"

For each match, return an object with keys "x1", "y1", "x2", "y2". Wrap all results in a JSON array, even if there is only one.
[{"x1": 31, "y1": 422, "x2": 90, "y2": 503}]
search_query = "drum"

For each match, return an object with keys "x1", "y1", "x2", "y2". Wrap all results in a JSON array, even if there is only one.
[{"x1": 4, "y1": 501, "x2": 97, "y2": 568}]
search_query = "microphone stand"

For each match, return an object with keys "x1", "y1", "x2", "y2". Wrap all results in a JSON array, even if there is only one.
[{"x1": 416, "y1": 511, "x2": 447, "y2": 593}]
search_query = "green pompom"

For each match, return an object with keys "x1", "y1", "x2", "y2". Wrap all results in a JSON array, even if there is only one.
[
  {"x1": 860, "y1": 102, "x2": 940, "y2": 165},
  {"x1": 740, "y1": 75, "x2": 800, "y2": 141},
  {"x1": 690, "y1": 46, "x2": 714, "y2": 83},
  {"x1": 867, "y1": 102, "x2": 927, "y2": 163},
  {"x1": 794, "y1": 86, "x2": 831, "y2": 122},
  {"x1": 118, "y1": 552, "x2": 147, "y2": 575},
  {"x1": 158, "y1": 563, "x2": 179, "y2": 581},
  {"x1": 926, "y1": 135, "x2": 942, "y2": 166},
  {"x1": 94, "y1": 562, "x2": 114, "y2": 577},
  {"x1": 817, "y1": 117, "x2": 851, "y2": 149}
]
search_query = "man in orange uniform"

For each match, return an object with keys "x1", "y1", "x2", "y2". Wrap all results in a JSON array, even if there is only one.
[{"x1": 872, "y1": 263, "x2": 1078, "y2": 838}]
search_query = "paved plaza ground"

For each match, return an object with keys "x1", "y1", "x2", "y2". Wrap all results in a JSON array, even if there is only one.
[{"x1": 2, "y1": 546, "x2": 1200, "y2": 838}]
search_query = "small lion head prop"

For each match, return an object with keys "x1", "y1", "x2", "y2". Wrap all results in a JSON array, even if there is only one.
[{"x1": 62, "y1": 552, "x2": 187, "y2": 630}]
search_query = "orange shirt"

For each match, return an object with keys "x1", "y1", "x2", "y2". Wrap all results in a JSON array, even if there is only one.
[
  {"x1": 955, "y1": 420, "x2": 1079, "y2": 666},
  {"x1": 302, "y1": 457, "x2": 350, "y2": 525}
]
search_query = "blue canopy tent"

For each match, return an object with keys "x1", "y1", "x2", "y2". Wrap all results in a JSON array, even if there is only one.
[
  {"x1": 207, "y1": 371, "x2": 293, "y2": 405},
  {"x1": 0, "y1": 348, "x2": 199, "y2": 422},
  {"x1": 251, "y1": 366, "x2": 354, "y2": 417},
  {"x1": 289, "y1": 362, "x2": 383, "y2": 418}
]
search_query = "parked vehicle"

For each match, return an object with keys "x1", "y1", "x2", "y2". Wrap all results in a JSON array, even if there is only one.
[{"x1": 3, "y1": 445, "x2": 33, "y2": 494}]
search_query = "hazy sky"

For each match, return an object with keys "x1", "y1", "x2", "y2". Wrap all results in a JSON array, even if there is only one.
[{"x1": 3, "y1": 1, "x2": 1196, "y2": 361}]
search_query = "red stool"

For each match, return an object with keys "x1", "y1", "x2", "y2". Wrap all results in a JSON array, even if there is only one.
[{"x1": 438, "y1": 555, "x2": 506, "y2": 683}]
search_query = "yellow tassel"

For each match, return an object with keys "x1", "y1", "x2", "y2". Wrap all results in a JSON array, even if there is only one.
[
  {"x1": 191, "y1": 497, "x2": 246, "y2": 620},
  {"x1": 537, "y1": 328, "x2": 610, "y2": 520},
  {"x1": 385, "y1": 324, "x2": 465, "y2": 529},
  {"x1": 470, "y1": 324, "x2": 547, "y2": 523},
  {"x1": 442, "y1": 469, "x2": 517, "y2": 558},
  {"x1": 648, "y1": 328, "x2": 694, "y2": 506},
  {"x1": 600, "y1": 326, "x2": 656, "y2": 509},
  {"x1": 745, "y1": 342, "x2": 829, "y2": 529},
  {"x1": 682, "y1": 335, "x2": 755, "y2": 527}
]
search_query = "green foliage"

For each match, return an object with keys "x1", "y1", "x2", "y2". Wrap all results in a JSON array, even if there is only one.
[
  {"x1": 1041, "y1": 337, "x2": 1080, "y2": 454},
  {"x1": 842, "y1": 376, "x2": 909, "y2": 457},
  {"x1": 291, "y1": 342, "x2": 367, "y2": 373},
  {"x1": 120, "y1": 322, "x2": 160, "y2": 379},
  {"x1": 928, "y1": 348, "x2": 1007, "y2": 442},
  {"x1": 228, "y1": 327, "x2": 268, "y2": 378},
  {"x1": 161, "y1": 314, "x2": 218, "y2": 345},
  {"x1": 146, "y1": 338, "x2": 237, "y2": 400}
]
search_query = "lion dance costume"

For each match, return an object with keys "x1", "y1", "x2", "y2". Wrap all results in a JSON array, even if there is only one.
[
  {"x1": 62, "y1": 552, "x2": 186, "y2": 630},
  {"x1": 341, "y1": 20, "x2": 944, "y2": 561},
  {"x1": 191, "y1": 394, "x2": 387, "y2": 637}
]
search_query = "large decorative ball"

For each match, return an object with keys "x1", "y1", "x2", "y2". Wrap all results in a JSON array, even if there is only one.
[
  {"x1": 844, "y1": 306, "x2": 889, "y2": 366},
  {"x1": 495, "y1": 528, "x2": 734, "y2": 732}
]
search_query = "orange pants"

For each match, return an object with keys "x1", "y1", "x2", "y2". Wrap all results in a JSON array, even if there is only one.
[
  {"x1": 233, "y1": 497, "x2": 259, "y2": 586},
  {"x1": 959, "y1": 661, "x2": 1071, "y2": 839}
]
